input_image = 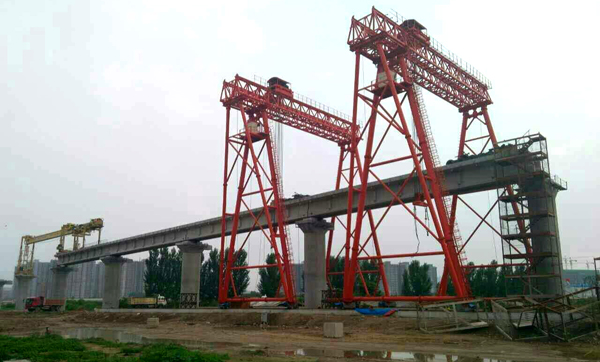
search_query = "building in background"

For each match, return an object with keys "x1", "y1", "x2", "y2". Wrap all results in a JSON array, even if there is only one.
[
  {"x1": 426, "y1": 264, "x2": 438, "y2": 294},
  {"x1": 292, "y1": 263, "x2": 304, "y2": 295},
  {"x1": 121, "y1": 260, "x2": 146, "y2": 297},
  {"x1": 563, "y1": 269, "x2": 596, "y2": 293}
]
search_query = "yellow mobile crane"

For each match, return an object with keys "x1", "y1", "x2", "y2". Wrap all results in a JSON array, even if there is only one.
[{"x1": 15, "y1": 218, "x2": 104, "y2": 277}]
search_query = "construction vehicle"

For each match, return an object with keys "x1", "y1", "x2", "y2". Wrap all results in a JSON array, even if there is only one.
[
  {"x1": 15, "y1": 218, "x2": 103, "y2": 277},
  {"x1": 127, "y1": 295, "x2": 167, "y2": 308},
  {"x1": 25, "y1": 296, "x2": 65, "y2": 312}
]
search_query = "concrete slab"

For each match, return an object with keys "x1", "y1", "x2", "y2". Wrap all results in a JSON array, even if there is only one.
[
  {"x1": 147, "y1": 317, "x2": 159, "y2": 328},
  {"x1": 323, "y1": 322, "x2": 343, "y2": 338}
]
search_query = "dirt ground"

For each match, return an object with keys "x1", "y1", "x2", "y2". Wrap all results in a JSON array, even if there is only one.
[{"x1": 1, "y1": 310, "x2": 599, "y2": 361}]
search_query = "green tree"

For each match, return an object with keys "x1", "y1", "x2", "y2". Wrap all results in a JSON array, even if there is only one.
[
  {"x1": 199, "y1": 248, "x2": 250, "y2": 303},
  {"x1": 325, "y1": 257, "x2": 381, "y2": 296},
  {"x1": 144, "y1": 247, "x2": 182, "y2": 304},
  {"x1": 402, "y1": 268, "x2": 412, "y2": 295},
  {"x1": 229, "y1": 248, "x2": 250, "y2": 297},
  {"x1": 258, "y1": 253, "x2": 280, "y2": 297},
  {"x1": 200, "y1": 249, "x2": 250, "y2": 305},
  {"x1": 469, "y1": 260, "x2": 504, "y2": 297},
  {"x1": 328, "y1": 256, "x2": 345, "y2": 291},
  {"x1": 401, "y1": 260, "x2": 432, "y2": 296},
  {"x1": 442, "y1": 260, "x2": 507, "y2": 298},
  {"x1": 200, "y1": 249, "x2": 220, "y2": 302},
  {"x1": 356, "y1": 260, "x2": 381, "y2": 296}
]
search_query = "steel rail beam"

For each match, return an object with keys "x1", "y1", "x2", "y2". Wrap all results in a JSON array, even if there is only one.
[{"x1": 56, "y1": 154, "x2": 541, "y2": 266}]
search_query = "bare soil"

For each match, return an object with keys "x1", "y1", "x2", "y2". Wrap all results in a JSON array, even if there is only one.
[{"x1": 1, "y1": 310, "x2": 599, "y2": 361}]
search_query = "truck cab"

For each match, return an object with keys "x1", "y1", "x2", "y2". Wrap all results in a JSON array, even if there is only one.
[
  {"x1": 25, "y1": 296, "x2": 44, "y2": 311},
  {"x1": 25, "y1": 296, "x2": 64, "y2": 312}
]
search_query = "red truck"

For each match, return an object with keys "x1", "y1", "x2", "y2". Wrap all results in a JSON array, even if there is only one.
[{"x1": 25, "y1": 296, "x2": 65, "y2": 312}]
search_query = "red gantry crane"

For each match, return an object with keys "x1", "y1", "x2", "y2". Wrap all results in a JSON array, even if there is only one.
[
  {"x1": 219, "y1": 76, "x2": 356, "y2": 307},
  {"x1": 327, "y1": 7, "x2": 505, "y2": 304}
]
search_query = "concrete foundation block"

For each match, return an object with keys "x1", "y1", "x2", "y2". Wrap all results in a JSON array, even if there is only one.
[
  {"x1": 323, "y1": 322, "x2": 343, "y2": 338},
  {"x1": 147, "y1": 317, "x2": 160, "y2": 328},
  {"x1": 260, "y1": 312, "x2": 282, "y2": 325},
  {"x1": 261, "y1": 312, "x2": 269, "y2": 325}
]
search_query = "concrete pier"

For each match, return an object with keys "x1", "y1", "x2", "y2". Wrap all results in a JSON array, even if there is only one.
[
  {"x1": 177, "y1": 241, "x2": 212, "y2": 308},
  {"x1": 0, "y1": 280, "x2": 12, "y2": 301},
  {"x1": 14, "y1": 275, "x2": 34, "y2": 311},
  {"x1": 528, "y1": 181, "x2": 564, "y2": 297},
  {"x1": 101, "y1": 256, "x2": 129, "y2": 309},
  {"x1": 297, "y1": 218, "x2": 333, "y2": 309},
  {"x1": 50, "y1": 266, "x2": 73, "y2": 310}
]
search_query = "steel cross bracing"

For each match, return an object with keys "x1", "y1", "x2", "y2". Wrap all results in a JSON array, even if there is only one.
[{"x1": 219, "y1": 75, "x2": 358, "y2": 307}]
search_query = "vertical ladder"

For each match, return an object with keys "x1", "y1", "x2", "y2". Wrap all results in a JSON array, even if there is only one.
[
  {"x1": 268, "y1": 122, "x2": 297, "y2": 296},
  {"x1": 414, "y1": 86, "x2": 470, "y2": 291}
]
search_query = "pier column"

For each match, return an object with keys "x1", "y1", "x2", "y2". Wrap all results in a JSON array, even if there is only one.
[
  {"x1": 528, "y1": 180, "x2": 564, "y2": 297},
  {"x1": 297, "y1": 218, "x2": 333, "y2": 309},
  {"x1": 177, "y1": 241, "x2": 212, "y2": 308},
  {"x1": 50, "y1": 266, "x2": 74, "y2": 311},
  {"x1": 101, "y1": 256, "x2": 129, "y2": 309},
  {"x1": 0, "y1": 280, "x2": 12, "y2": 302},
  {"x1": 14, "y1": 275, "x2": 34, "y2": 311}
]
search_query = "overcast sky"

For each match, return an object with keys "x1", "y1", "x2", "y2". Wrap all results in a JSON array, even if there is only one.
[{"x1": 2, "y1": 0, "x2": 599, "y2": 289}]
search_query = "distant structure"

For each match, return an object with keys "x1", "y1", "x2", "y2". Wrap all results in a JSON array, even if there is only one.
[
  {"x1": 120, "y1": 259, "x2": 146, "y2": 298},
  {"x1": 292, "y1": 263, "x2": 304, "y2": 295},
  {"x1": 381, "y1": 261, "x2": 437, "y2": 295},
  {"x1": 563, "y1": 269, "x2": 596, "y2": 292},
  {"x1": 12, "y1": 259, "x2": 146, "y2": 300}
]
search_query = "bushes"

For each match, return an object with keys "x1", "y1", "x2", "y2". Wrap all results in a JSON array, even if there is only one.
[
  {"x1": 65, "y1": 299, "x2": 102, "y2": 311},
  {"x1": 0, "y1": 302, "x2": 15, "y2": 310},
  {"x1": 0, "y1": 334, "x2": 229, "y2": 362}
]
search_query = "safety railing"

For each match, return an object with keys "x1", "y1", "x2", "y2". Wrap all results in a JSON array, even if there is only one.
[
  {"x1": 388, "y1": 9, "x2": 492, "y2": 89},
  {"x1": 254, "y1": 75, "x2": 352, "y2": 122}
]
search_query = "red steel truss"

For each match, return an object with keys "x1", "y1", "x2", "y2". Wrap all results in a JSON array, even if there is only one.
[
  {"x1": 221, "y1": 76, "x2": 355, "y2": 144},
  {"x1": 348, "y1": 9, "x2": 491, "y2": 111},
  {"x1": 338, "y1": 8, "x2": 528, "y2": 301},
  {"x1": 219, "y1": 75, "x2": 354, "y2": 307},
  {"x1": 328, "y1": 7, "x2": 510, "y2": 304}
]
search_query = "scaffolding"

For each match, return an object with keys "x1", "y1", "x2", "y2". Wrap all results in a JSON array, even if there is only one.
[
  {"x1": 495, "y1": 134, "x2": 566, "y2": 299},
  {"x1": 536, "y1": 287, "x2": 600, "y2": 341},
  {"x1": 490, "y1": 297, "x2": 546, "y2": 341},
  {"x1": 417, "y1": 299, "x2": 488, "y2": 334}
]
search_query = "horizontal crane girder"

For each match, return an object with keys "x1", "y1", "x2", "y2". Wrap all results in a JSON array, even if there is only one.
[
  {"x1": 348, "y1": 7, "x2": 492, "y2": 110},
  {"x1": 220, "y1": 75, "x2": 356, "y2": 144}
]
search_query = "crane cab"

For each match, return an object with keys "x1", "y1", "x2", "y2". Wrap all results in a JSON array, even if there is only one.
[
  {"x1": 400, "y1": 19, "x2": 429, "y2": 43},
  {"x1": 268, "y1": 77, "x2": 294, "y2": 98}
]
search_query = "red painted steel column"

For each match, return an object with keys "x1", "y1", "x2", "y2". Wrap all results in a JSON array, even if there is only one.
[
  {"x1": 326, "y1": 145, "x2": 346, "y2": 290},
  {"x1": 342, "y1": 52, "x2": 361, "y2": 302},
  {"x1": 221, "y1": 141, "x2": 249, "y2": 301},
  {"x1": 218, "y1": 107, "x2": 231, "y2": 302}
]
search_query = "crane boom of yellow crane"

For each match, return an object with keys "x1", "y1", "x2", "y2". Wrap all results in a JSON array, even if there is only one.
[{"x1": 15, "y1": 218, "x2": 104, "y2": 277}]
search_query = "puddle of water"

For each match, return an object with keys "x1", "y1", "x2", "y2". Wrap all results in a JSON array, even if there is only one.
[
  {"x1": 293, "y1": 349, "x2": 526, "y2": 361},
  {"x1": 59, "y1": 328, "x2": 546, "y2": 362},
  {"x1": 58, "y1": 328, "x2": 234, "y2": 350}
]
